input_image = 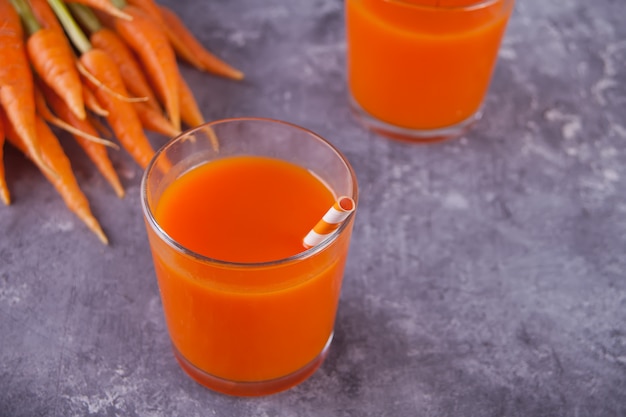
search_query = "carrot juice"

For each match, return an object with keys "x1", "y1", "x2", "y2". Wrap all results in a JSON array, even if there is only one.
[
  {"x1": 141, "y1": 118, "x2": 358, "y2": 396},
  {"x1": 346, "y1": 0, "x2": 514, "y2": 140}
]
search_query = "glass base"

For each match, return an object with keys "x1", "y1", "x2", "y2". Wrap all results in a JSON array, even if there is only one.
[
  {"x1": 172, "y1": 333, "x2": 334, "y2": 397},
  {"x1": 348, "y1": 95, "x2": 482, "y2": 143}
]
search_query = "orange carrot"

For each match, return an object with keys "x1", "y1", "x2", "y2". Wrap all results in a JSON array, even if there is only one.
[
  {"x1": 27, "y1": 29, "x2": 86, "y2": 119},
  {"x1": 123, "y1": 0, "x2": 204, "y2": 68},
  {"x1": 49, "y1": 0, "x2": 156, "y2": 168},
  {"x1": 77, "y1": 55, "x2": 148, "y2": 103},
  {"x1": 42, "y1": 84, "x2": 125, "y2": 198},
  {"x1": 146, "y1": 67, "x2": 217, "y2": 147},
  {"x1": 125, "y1": 0, "x2": 160, "y2": 21},
  {"x1": 82, "y1": 85, "x2": 109, "y2": 117},
  {"x1": 34, "y1": 82, "x2": 116, "y2": 150},
  {"x1": 12, "y1": 0, "x2": 86, "y2": 120},
  {"x1": 158, "y1": 5, "x2": 244, "y2": 80},
  {"x1": 88, "y1": 113, "x2": 113, "y2": 139},
  {"x1": 3, "y1": 111, "x2": 108, "y2": 244},
  {"x1": 29, "y1": 0, "x2": 64, "y2": 32},
  {"x1": 103, "y1": 4, "x2": 181, "y2": 130},
  {"x1": 69, "y1": 4, "x2": 161, "y2": 110},
  {"x1": 0, "y1": 0, "x2": 49, "y2": 176},
  {"x1": 31, "y1": 1, "x2": 90, "y2": 121},
  {"x1": 3, "y1": 0, "x2": 23, "y2": 37},
  {"x1": 31, "y1": 1, "x2": 96, "y2": 120},
  {"x1": 125, "y1": 0, "x2": 243, "y2": 80},
  {"x1": 177, "y1": 72, "x2": 205, "y2": 129},
  {"x1": 80, "y1": 49, "x2": 156, "y2": 168},
  {"x1": 0, "y1": 113, "x2": 9, "y2": 205},
  {"x1": 133, "y1": 101, "x2": 180, "y2": 138},
  {"x1": 90, "y1": 28, "x2": 161, "y2": 109},
  {"x1": 64, "y1": 0, "x2": 131, "y2": 20},
  {"x1": 177, "y1": 73, "x2": 219, "y2": 151}
]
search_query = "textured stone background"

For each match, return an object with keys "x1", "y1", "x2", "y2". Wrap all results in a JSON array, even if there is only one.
[{"x1": 1, "y1": 0, "x2": 625, "y2": 416}]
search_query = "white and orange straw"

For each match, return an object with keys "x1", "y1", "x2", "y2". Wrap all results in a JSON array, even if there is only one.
[{"x1": 303, "y1": 196, "x2": 356, "y2": 249}]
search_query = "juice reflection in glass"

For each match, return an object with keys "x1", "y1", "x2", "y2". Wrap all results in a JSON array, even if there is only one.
[
  {"x1": 346, "y1": 0, "x2": 515, "y2": 141},
  {"x1": 141, "y1": 118, "x2": 358, "y2": 396}
]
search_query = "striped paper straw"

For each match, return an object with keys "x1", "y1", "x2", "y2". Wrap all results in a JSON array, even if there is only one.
[{"x1": 303, "y1": 196, "x2": 356, "y2": 249}]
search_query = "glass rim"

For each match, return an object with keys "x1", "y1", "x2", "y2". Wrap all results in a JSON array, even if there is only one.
[
  {"x1": 140, "y1": 117, "x2": 359, "y2": 269},
  {"x1": 382, "y1": 0, "x2": 508, "y2": 12}
]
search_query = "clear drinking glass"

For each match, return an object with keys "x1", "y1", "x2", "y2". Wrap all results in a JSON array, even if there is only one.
[
  {"x1": 346, "y1": 0, "x2": 515, "y2": 142},
  {"x1": 141, "y1": 118, "x2": 358, "y2": 396}
]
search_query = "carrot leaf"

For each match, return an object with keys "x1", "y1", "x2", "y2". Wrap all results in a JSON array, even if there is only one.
[
  {"x1": 109, "y1": 0, "x2": 127, "y2": 9},
  {"x1": 67, "y1": 3, "x2": 102, "y2": 34},
  {"x1": 47, "y1": 0, "x2": 92, "y2": 54},
  {"x1": 10, "y1": 0, "x2": 41, "y2": 35}
]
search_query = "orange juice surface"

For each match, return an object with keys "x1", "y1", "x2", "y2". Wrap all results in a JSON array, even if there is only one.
[
  {"x1": 155, "y1": 156, "x2": 335, "y2": 263},
  {"x1": 346, "y1": 0, "x2": 514, "y2": 130},
  {"x1": 148, "y1": 156, "x2": 353, "y2": 386}
]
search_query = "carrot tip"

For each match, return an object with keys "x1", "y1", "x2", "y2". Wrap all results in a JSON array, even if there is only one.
[
  {"x1": 90, "y1": 221, "x2": 109, "y2": 245},
  {"x1": 0, "y1": 189, "x2": 10, "y2": 206},
  {"x1": 228, "y1": 69, "x2": 245, "y2": 81},
  {"x1": 71, "y1": 105, "x2": 87, "y2": 121},
  {"x1": 98, "y1": 233, "x2": 109, "y2": 245},
  {"x1": 105, "y1": 173, "x2": 125, "y2": 199},
  {"x1": 201, "y1": 63, "x2": 244, "y2": 81}
]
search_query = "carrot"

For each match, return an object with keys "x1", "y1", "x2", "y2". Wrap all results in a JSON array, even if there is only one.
[
  {"x1": 123, "y1": 0, "x2": 203, "y2": 67},
  {"x1": 82, "y1": 85, "x2": 109, "y2": 117},
  {"x1": 133, "y1": 101, "x2": 180, "y2": 138},
  {"x1": 29, "y1": 0, "x2": 64, "y2": 32},
  {"x1": 70, "y1": 4, "x2": 160, "y2": 111},
  {"x1": 2, "y1": 111, "x2": 108, "y2": 244},
  {"x1": 91, "y1": 28, "x2": 161, "y2": 109},
  {"x1": 12, "y1": 0, "x2": 86, "y2": 120},
  {"x1": 177, "y1": 72, "x2": 205, "y2": 129},
  {"x1": 126, "y1": 0, "x2": 243, "y2": 80},
  {"x1": 64, "y1": 0, "x2": 131, "y2": 20},
  {"x1": 29, "y1": 2, "x2": 108, "y2": 117},
  {"x1": 158, "y1": 5, "x2": 244, "y2": 80},
  {"x1": 77, "y1": 59, "x2": 148, "y2": 103},
  {"x1": 31, "y1": 0, "x2": 99, "y2": 121},
  {"x1": 34, "y1": 82, "x2": 116, "y2": 149},
  {"x1": 177, "y1": 73, "x2": 219, "y2": 151},
  {"x1": 125, "y1": 0, "x2": 160, "y2": 21},
  {"x1": 3, "y1": 0, "x2": 23, "y2": 37},
  {"x1": 0, "y1": 114, "x2": 10, "y2": 205},
  {"x1": 145, "y1": 66, "x2": 217, "y2": 147},
  {"x1": 27, "y1": 38, "x2": 85, "y2": 120},
  {"x1": 146, "y1": 64, "x2": 218, "y2": 147},
  {"x1": 41, "y1": 84, "x2": 125, "y2": 198},
  {"x1": 49, "y1": 0, "x2": 156, "y2": 168},
  {"x1": 0, "y1": 0, "x2": 50, "y2": 177},
  {"x1": 87, "y1": 113, "x2": 113, "y2": 139},
  {"x1": 102, "y1": 2, "x2": 181, "y2": 130},
  {"x1": 31, "y1": 0, "x2": 109, "y2": 119},
  {"x1": 79, "y1": 49, "x2": 156, "y2": 168}
]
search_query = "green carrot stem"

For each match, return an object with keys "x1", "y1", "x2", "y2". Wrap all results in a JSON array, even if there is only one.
[
  {"x1": 47, "y1": 0, "x2": 92, "y2": 54},
  {"x1": 67, "y1": 3, "x2": 102, "y2": 34},
  {"x1": 109, "y1": 0, "x2": 127, "y2": 9},
  {"x1": 10, "y1": 0, "x2": 41, "y2": 35}
]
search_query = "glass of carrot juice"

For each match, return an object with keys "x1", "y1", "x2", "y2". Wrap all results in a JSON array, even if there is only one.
[
  {"x1": 345, "y1": 0, "x2": 515, "y2": 142},
  {"x1": 141, "y1": 118, "x2": 358, "y2": 396}
]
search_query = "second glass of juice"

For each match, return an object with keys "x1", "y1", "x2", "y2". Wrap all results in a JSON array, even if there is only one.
[
  {"x1": 346, "y1": 0, "x2": 515, "y2": 142},
  {"x1": 141, "y1": 118, "x2": 358, "y2": 396}
]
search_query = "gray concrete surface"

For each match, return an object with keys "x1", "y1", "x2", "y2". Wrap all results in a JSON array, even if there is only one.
[{"x1": 1, "y1": 0, "x2": 625, "y2": 415}]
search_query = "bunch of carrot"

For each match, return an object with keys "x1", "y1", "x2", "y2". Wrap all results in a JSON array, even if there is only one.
[{"x1": 0, "y1": 0, "x2": 243, "y2": 244}]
